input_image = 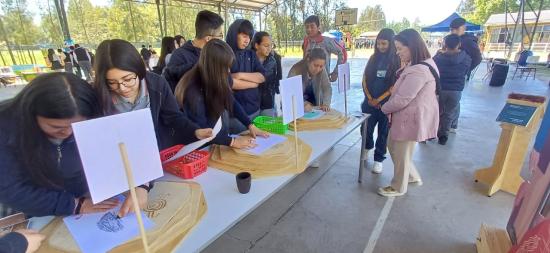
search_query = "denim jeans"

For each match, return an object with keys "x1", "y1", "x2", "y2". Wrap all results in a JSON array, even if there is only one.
[{"x1": 438, "y1": 90, "x2": 462, "y2": 137}]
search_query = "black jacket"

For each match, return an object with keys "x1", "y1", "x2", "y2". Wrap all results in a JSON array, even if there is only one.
[
  {"x1": 433, "y1": 50, "x2": 472, "y2": 91},
  {"x1": 142, "y1": 72, "x2": 199, "y2": 149},
  {"x1": 0, "y1": 232, "x2": 27, "y2": 253},
  {"x1": 259, "y1": 52, "x2": 282, "y2": 110},
  {"x1": 460, "y1": 34, "x2": 482, "y2": 72},
  {"x1": 163, "y1": 40, "x2": 201, "y2": 92}
]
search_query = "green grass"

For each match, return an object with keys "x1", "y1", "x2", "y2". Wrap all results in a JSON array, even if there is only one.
[{"x1": 0, "y1": 50, "x2": 47, "y2": 66}]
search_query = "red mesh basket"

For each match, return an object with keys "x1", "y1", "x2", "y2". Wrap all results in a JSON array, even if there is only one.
[{"x1": 160, "y1": 145, "x2": 209, "y2": 179}]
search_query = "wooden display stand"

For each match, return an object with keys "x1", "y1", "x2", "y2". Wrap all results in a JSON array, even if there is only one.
[
  {"x1": 474, "y1": 99, "x2": 546, "y2": 196},
  {"x1": 475, "y1": 224, "x2": 511, "y2": 253}
]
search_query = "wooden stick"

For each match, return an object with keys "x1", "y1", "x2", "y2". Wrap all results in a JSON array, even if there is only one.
[
  {"x1": 292, "y1": 96, "x2": 299, "y2": 170},
  {"x1": 344, "y1": 73, "x2": 348, "y2": 117},
  {"x1": 118, "y1": 143, "x2": 151, "y2": 253}
]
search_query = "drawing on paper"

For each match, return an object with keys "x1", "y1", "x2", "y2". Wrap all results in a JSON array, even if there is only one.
[
  {"x1": 144, "y1": 194, "x2": 168, "y2": 218},
  {"x1": 97, "y1": 212, "x2": 124, "y2": 232}
]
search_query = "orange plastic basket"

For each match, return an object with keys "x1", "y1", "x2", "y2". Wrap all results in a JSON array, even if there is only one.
[{"x1": 160, "y1": 145, "x2": 209, "y2": 179}]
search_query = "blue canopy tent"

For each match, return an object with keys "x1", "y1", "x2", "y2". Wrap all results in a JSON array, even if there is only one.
[{"x1": 421, "y1": 13, "x2": 481, "y2": 32}]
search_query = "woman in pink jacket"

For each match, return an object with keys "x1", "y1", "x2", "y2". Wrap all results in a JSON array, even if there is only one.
[{"x1": 379, "y1": 29, "x2": 440, "y2": 197}]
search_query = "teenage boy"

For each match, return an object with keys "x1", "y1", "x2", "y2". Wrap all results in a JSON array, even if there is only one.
[
  {"x1": 226, "y1": 19, "x2": 266, "y2": 132},
  {"x1": 302, "y1": 15, "x2": 346, "y2": 82},
  {"x1": 164, "y1": 10, "x2": 224, "y2": 92},
  {"x1": 433, "y1": 34, "x2": 471, "y2": 145}
]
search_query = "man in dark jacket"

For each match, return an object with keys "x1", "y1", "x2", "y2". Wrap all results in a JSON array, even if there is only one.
[
  {"x1": 434, "y1": 34, "x2": 472, "y2": 145},
  {"x1": 73, "y1": 44, "x2": 92, "y2": 81},
  {"x1": 140, "y1": 45, "x2": 152, "y2": 71},
  {"x1": 450, "y1": 17, "x2": 481, "y2": 132},
  {"x1": 226, "y1": 19, "x2": 266, "y2": 133},
  {"x1": 163, "y1": 10, "x2": 224, "y2": 92}
]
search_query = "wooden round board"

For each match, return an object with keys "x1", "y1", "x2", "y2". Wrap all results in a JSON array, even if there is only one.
[
  {"x1": 289, "y1": 109, "x2": 350, "y2": 131},
  {"x1": 37, "y1": 181, "x2": 207, "y2": 253}
]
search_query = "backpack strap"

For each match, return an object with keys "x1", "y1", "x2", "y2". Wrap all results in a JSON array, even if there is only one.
[{"x1": 418, "y1": 62, "x2": 441, "y2": 95}]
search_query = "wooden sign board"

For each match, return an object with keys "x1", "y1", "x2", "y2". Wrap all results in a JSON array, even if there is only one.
[
  {"x1": 496, "y1": 103, "x2": 537, "y2": 127},
  {"x1": 335, "y1": 8, "x2": 358, "y2": 26}
]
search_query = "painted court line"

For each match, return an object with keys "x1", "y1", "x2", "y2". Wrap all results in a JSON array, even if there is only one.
[{"x1": 363, "y1": 196, "x2": 395, "y2": 253}]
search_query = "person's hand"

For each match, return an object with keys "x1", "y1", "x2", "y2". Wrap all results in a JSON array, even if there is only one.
[
  {"x1": 79, "y1": 198, "x2": 120, "y2": 214},
  {"x1": 118, "y1": 187, "x2": 149, "y2": 218},
  {"x1": 15, "y1": 230, "x2": 45, "y2": 253},
  {"x1": 319, "y1": 105, "x2": 331, "y2": 112},
  {"x1": 248, "y1": 124, "x2": 269, "y2": 138},
  {"x1": 195, "y1": 128, "x2": 213, "y2": 139},
  {"x1": 304, "y1": 103, "x2": 314, "y2": 112},
  {"x1": 329, "y1": 71, "x2": 338, "y2": 82},
  {"x1": 231, "y1": 135, "x2": 258, "y2": 149}
]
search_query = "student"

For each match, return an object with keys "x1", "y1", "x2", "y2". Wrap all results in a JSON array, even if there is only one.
[
  {"x1": 302, "y1": 15, "x2": 347, "y2": 82},
  {"x1": 140, "y1": 45, "x2": 152, "y2": 71},
  {"x1": 379, "y1": 29, "x2": 439, "y2": 197},
  {"x1": 0, "y1": 229, "x2": 44, "y2": 253},
  {"x1": 361, "y1": 28, "x2": 400, "y2": 174},
  {"x1": 288, "y1": 48, "x2": 332, "y2": 112},
  {"x1": 73, "y1": 44, "x2": 93, "y2": 81},
  {"x1": 0, "y1": 72, "x2": 122, "y2": 217},
  {"x1": 433, "y1": 34, "x2": 471, "y2": 145},
  {"x1": 154, "y1": 36, "x2": 175, "y2": 75},
  {"x1": 93, "y1": 39, "x2": 213, "y2": 150},
  {"x1": 175, "y1": 39, "x2": 268, "y2": 149},
  {"x1": 252, "y1": 31, "x2": 282, "y2": 117},
  {"x1": 174, "y1": 35, "x2": 185, "y2": 49},
  {"x1": 226, "y1": 19, "x2": 266, "y2": 128},
  {"x1": 164, "y1": 10, "x2": 224, "y2": 91},
  {"x1": 46, "y1": 48, "x2": 63, "y2": 71},
  {"x1": 59, "y1": 48, "x2": 74, "y2": 74}
]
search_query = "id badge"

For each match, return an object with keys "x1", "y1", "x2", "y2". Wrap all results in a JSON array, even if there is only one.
[{"x1": 376, "y1": 70, "x2": 387, "y2": 78}]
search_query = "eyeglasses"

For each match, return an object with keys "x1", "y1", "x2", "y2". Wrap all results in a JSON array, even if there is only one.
[{"x1": 107, "y1": 75, "x2": 138, "y2": 90}]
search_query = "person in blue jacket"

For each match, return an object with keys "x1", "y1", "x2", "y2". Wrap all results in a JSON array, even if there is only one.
[
  {"x1": 226, "y1": 19, "x2": 266, "y2": 132},
  {"x1": 252, "y1": 31, "x2": 282, "y2": 117},
  {"x1": 0, "y1": 73, "x2": 121, "y2": 217},
  {"x1": 175, "y1": 39, "x2": 268, "y2": 149},
  {"x1": 0, "y1": 229, "x2": 44, "y2": 253},
  {"x1": 163, "y1": 10, "x2": 224, "y2": 92}
]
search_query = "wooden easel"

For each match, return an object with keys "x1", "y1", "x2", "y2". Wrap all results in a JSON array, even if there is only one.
[
  {"x1": 343, "y1": 71, "x2": 348, "y2": 117},
  {"x1": 475, "y1": 223, "x2": 511, "y2": 253},
  {"x1": 292, "y1": 96, "x2": 300, "y2": 170},
  {"x1": 474, "y1": 99, "x2": 546, "y2": 196},
  {"x1": 118, "y1": 143, "x2": 151, "y2": 253}
]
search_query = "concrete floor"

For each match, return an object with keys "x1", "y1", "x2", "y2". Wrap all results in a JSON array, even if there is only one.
[{"x1": 1, "y1": 59, "x2": 549, "y2": 253}]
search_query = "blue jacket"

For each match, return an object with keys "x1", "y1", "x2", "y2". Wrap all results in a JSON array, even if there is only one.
[
  {"x1": 226, "y1": 20, "x2": 266, "y2": 115},
  {"x1": 142, "y1": 72, "x2": 200, "y2": 149},
  {"x1": 433, "y1": 50, "x2": 472, "y2": 91},
  {"x1": 0, "y1": 113, "x2": 88, "y2": 217},
  {"x1": 181, "y1": 74, "x2": 252, "y2": 146},
  {"x1": 163, "y1": 40, "x2": 201, "y2": 92},
  {"x1": 460, "y1": 34, "x2": 482, "y2": 72},
  {"x1": 258, "y1": 52, "x2": 281, "y2": 110}
]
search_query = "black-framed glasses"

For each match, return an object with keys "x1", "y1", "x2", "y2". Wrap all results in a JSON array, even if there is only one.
[{"x1": 107, "y1": 75, "x2": 138, "y2": 90}]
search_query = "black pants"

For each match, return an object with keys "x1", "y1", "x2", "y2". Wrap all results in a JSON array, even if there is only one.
[{"x1": 361, "y1": 101, "x2": 389, "y2": 162}]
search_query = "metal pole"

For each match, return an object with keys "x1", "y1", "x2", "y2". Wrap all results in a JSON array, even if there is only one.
[
  {"x1": 224, "y1": 0, "x2": 229, "y2": 33},
  {"x1": 58, "y1": 0, "x2": 71, "y2": 41},
  {"x1": 155, "y1": 0, "x2": 164, "y2": 38},
  {"x1": 528, "y1": 0, "x2": 544, "y2": 50},
  {"x1": 259, "y1": 11, "x2": 262, "y2": 31},
  {"x1": 507, "y1": 0, "x2": 522, "y2": 59},
  {"x1": 128, "y1": 1, "x2": 138, "y2": 42},
  {"x1": 163, "y1": 0, "x2": 167, "y2": 36}
]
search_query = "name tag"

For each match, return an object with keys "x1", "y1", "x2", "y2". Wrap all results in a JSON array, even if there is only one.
[{"x1": 376, "y1": 70, "x2": 387, "y2": 78}]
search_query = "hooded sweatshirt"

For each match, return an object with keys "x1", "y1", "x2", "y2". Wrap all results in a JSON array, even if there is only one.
[
  {"x1": 163, "y1": 40, "x2": 201, "y2": 92},
  {"x1": 459, "y1": 33, "x2": 481, "y2": 72},
  {"x1": 226, "y1": 19, "x2": 266, "y2": 115},
  {"x1": 433, "y1": 50, "x2": 472, "y2": 91}
]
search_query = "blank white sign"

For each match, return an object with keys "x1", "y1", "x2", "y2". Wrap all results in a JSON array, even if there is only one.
[
  {"x1": 338, "y1": 62, "x2": 350, "y2": 93},
  {"x1": 280, "y1": 75, "x2": 305, "y2": 124},
  {"x1": 72, "y1": 109, "x2": 164, "y2": 204}
]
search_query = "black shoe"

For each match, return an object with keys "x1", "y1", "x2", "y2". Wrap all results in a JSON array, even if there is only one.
[{"x1": 438, "y1": 136, "x2": 448, "y2": 145}]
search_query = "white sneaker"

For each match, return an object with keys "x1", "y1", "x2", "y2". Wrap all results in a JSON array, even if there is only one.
[
  {"x1": 310, "y1": 160, "x2": 320, "y2": 168},
  {"x1": 371, "y1": 161, "x2": 383, "y2": 174},
  {"x1": 362, "y1": 149, "x2": 371, "y2": 160},
  {"x1": 449, "y1": 128, "x2": 457, "y2": 134}
]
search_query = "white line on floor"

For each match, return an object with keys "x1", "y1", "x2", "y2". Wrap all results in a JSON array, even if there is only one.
[{"x1": 363, "y1": 196, "x2": 395, "y2": 253}]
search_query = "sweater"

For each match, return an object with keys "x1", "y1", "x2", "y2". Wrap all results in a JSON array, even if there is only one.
[
  {"x1": 163, "y1": 40, "x2": 201, "y2": 92},
  {"x1": 433, "y1": 50, "x2": 472, "y2": 91},
  {"x1": 287, "y1": 60, "x2": 332, "y2": 107}
]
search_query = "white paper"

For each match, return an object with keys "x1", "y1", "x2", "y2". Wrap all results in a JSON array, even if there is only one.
[
  {"x1": 302, "y1": 109, "x2": 326, "y2": 121},
  {"x1": 338, "y1": 63, "x2": 350, "y2": 93},
  {"x1": 231, "y1": 134, "x2": 287, "y2": 155},
  {"x1": 72, "y1": 109, "x2": 164, "y2": 204},
  {"x1": 63, "y1": 196, "x2": 154, "y2": 253},
  {"x1": 164, "y1": 116, "x2": 222, "y2": 163},
  {"x1": 280, "y1": 76, "x2": 305, "y2": 124}
]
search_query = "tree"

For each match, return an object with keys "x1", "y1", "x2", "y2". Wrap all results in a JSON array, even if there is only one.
[{"x1": 358, "y1": 5, "x2": 386, "y2": 32}]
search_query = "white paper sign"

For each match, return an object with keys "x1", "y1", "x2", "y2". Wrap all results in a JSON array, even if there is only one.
[
  {"x1": 338, "y1": 62, "x2": 350, "y2": 93},
  {"x1": 280, "y1": 76, "x2": 305, "y2": 124},
  {"x1": 164, "y1": 116, "x2": 222, "y2": 163},
  {"x1": 72, "y1": 109, "x2": 164, "y2": 204}
]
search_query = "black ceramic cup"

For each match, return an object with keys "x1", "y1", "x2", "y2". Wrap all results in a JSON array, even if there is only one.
[{"x1": 236, "y1": 172, "x2": 251, "y2": 194}]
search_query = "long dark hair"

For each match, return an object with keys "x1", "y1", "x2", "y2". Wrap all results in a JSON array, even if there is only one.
[
  {"x1": 175, "y1": 39, "x2": 234, "y2": 120},
  {"x1": 252, "y1": 31, "x2": 270, "y2": 51},
  {"x1": 47, "y1": 48, "x2": 56, "y2": 62},
  {"x1": 0, "y1": 72, "x2": 100, "y2": 188},
  {"x1": 364, "y1": 28, "x2": 400, "y2": 86},
  {"x1": 93, "y1": 39, "x2": 147, "y2": 114},
  {"x1": 157, "y1": 36, "x2": 175, "y2": 71},
  {"x1": 394, "y1": 29, "x2": 431, "y2": 65}
]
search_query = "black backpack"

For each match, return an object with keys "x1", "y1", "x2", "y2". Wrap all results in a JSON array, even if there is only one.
[{"x1": 418, "y1": 62, "x2": 441, "y2": 95}]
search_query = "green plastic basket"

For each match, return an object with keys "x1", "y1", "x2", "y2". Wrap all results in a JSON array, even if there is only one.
[{"x1": 253, "y1": 116, "x2": 288, "y2": 134}]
